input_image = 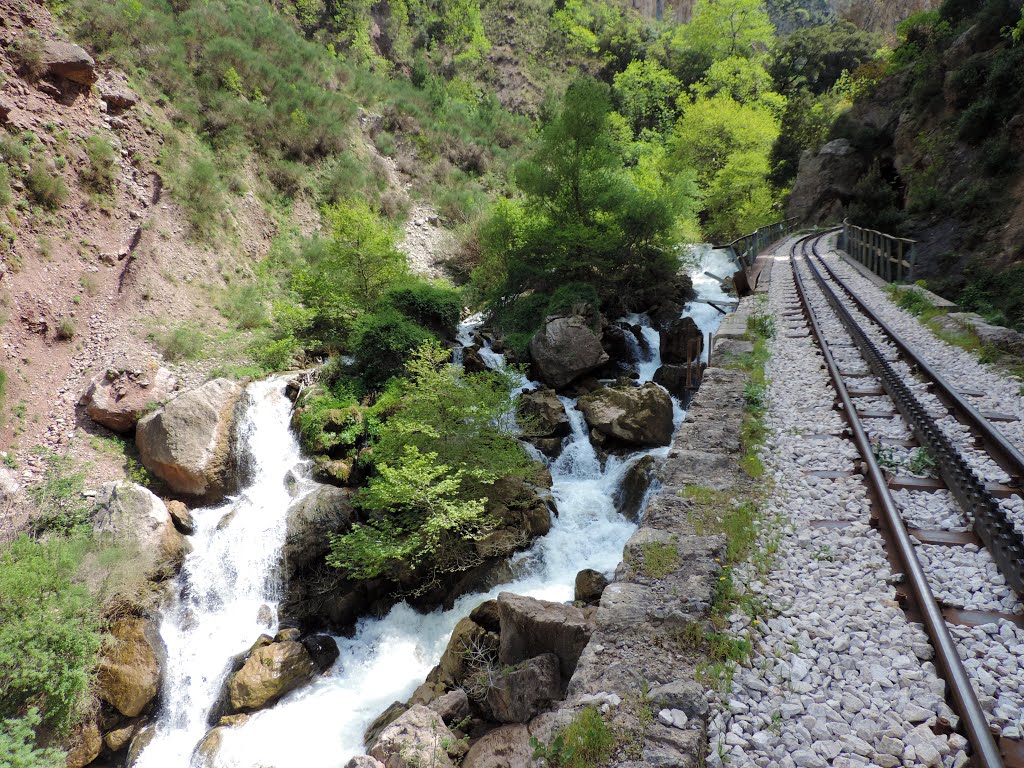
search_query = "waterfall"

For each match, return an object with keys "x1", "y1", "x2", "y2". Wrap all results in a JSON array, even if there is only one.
[
  {"x1": 141, "y1": 246, "x2": 738, "y2": 768},
  {"x1": 135, "y1": 378, "x2": 307, "y2": 768}
]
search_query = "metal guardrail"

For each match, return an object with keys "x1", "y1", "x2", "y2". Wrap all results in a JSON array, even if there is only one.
[
  {"x1": 720, "y1": 217, "x2": 800, "y2": 270},
  {"x1": 838, "y1": 219, "x2": 917, "y2": 283}
]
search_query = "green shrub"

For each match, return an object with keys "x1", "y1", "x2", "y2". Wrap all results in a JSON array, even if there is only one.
[
  {"x1": 0, "y1": 164, "x2": 11, "y2": 209},
  {"x1": 27, "y1": 451, "x2": 91, "y2": 535},
  {"x1": 25, "y1": 162, "x2": 68, "y2": 210},
  {"x1": 10, "y1": 34, "x2": 46, "y2": 80},
  {"x1": 221, "y1": 283, "x2": 268, "y2": 330},
  {"x1": 250, "y1": 334, "x2": 298, "y2": 372},
  {"x1": 531, "y1": 707, "x2": 615, "y2": 768},
  {"x1": 293, "y1": 384, "x2": 365, "y2": 456},
  {"x1": 171, "y1": 157, "x2": 228, "y2": 239},
  {"x1": 382, "y1": 279, "x2": 462, "y2": 338},
  {"x1": 81, "y1": 133, "x2": 117, "y2": 194},
  {"x1": 55, "y1": 317, "x2": 76, "y2": 341},
  {"x1": 0, "y1": 367, "x2": 6, "y2": 426},
  {"x1": 157, "y1": 323, "x2": 208, "y2": 361},
  {"x1": 351, "y1": 309, "x2": 433, "y2": 389},
  {"x1": 0, "y1": 534, "x2": 101, "y2": 731},
  {"x1": 0, "y1": 709, "x2": 66, "y2": 768}
]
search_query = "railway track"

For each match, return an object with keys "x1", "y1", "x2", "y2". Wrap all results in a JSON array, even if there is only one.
[{"x1": 788, "y1": 231, "x2": 1024, "y2": 768}]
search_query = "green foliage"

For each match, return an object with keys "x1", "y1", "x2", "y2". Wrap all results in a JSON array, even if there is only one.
[
  {"x1": 674, "y1": 0, "x2": 775, "y2": 66},
  {"x1": 381, "y1": 278, "x2": 462, "y2": 339},
  {"x1": 554, "y1": 707, "x2": 616, "y2": 768},
  {"x1": 370, "y1": 340, "x2": 532, "y2": 486},
  {"x1": 769, "y1": 22, "x2": 881, "y2": 95},
  {"x1": 641, "y1": 539, "x2": 680, "y2": 577},
  {"x1": 156, "y1": 323, "x2": 208, "y2": 362},
  {"x1": 27, "y1": 451, "x2": 91, "y2": 535},
  {"x1": 0, "y1": 709, "x2": 66, "y2": 768},
  {"x1": 25, "y1": 161, "x2": 68, "y2": 210},
  {"x1": 166, "y1": 155, "x2": 229, "y2": 239},
  {"x1": 672, "y1": 93, "x2": 779, "y2": 239},
  {"x1": 327, "y1": 446, "x2": 493, "y2": 579},
  {"x1": 613, "y1": 59, "x2": 682, "y2": 135},
  {"x1": 293, "y1": 384, "x2": 364, "y2": 456},
  {"x1": 475, "y1": 77, "x2": 686, "y2": 323},
  {"x1": 351, "y1": 309, "x2": 433, "y2": 389},
  {"x1": 293, "y1": 200, "x2": 406, "y2": 325},
  {"x1": 81, "y1": 133, "x2": 117, "y2": 195},
  {"x1": 0, "y1": 534, "x2": 101, "y2": 731},
  {"x1": 10, "y1": 33, "x2": 46, "y2": 80}
]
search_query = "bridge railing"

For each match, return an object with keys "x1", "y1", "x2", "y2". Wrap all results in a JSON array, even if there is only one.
[
  {"x1": 837, "y1": 220, "x2": 917, "y2": 283},
  {"x1": 722, "y1": 217, "x2": 800, "y2": 270}
]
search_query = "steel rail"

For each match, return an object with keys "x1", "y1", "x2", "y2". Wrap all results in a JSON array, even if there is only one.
[
  {"x1": 801, "y1": 242, "x2": 1024, "y2": 595},
  {"x1": 789, "y1": 234, "x2": 1004, "y2": 768},
  {"x1": 811, "y1": 236, "x2": 1024, "y2": 486}
]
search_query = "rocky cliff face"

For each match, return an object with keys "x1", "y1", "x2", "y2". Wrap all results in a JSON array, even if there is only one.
[{"x1": 788, "y1": 4, "x2": 1024, "y2": 299}]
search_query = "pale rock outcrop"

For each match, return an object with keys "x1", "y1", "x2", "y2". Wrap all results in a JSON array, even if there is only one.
[
  {"x1": 497, "y1": 592, "x2": 593, "y2": 679},
  {"x1": 136, "y1": 379, "x2": 243, "y2": 501},
  {"x1": 227, "y1": 640, "x2": 315, "y2": 711},
  {"x1": 41, "y1": 40, "x2": 97, "y2": 85},
  {"x1": 368, "y1": 705, "x2": 463, "y2": 768},
  {"x1": 528, "y1": 315, "x2": 609, "y2": 389},
  {"x1": 81, "y1": 363, "x2": 177, "y2": 433},
  {"x1": 577, "y1": 382, "x2": 674, "y2": 447},
  {"x1": 346, "y1": 758, "x2": 386, "y2": 768},
  {"x1": 92, "y1": 482, "x2": 190, "y2": 581},
  {"x1": 96, "y1": 616, "x2": 166, "y2": 718}
]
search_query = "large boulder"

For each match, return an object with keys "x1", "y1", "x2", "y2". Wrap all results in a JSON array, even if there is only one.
[
  {"x1": 461, "y1": 725, "x2": 533, "y2": 768},
  {"x1": 484, "y1": 653, "x2": 561, "y2": 723},
  {"x1": 659, "y1": 317, "x2": 703, "y2": 366},
  {"x1": 574, "y1": 569, "x2": 609, "y2": 604},
  {"x1": 787, "y1": 138, "x2": 869, "y2": 224},
  {"x1": 81, "y1": 362, "x2": 177, "y2": 433},
  {"x1": 227, "y1": 640, "x2": 315, "y2": 712},
  {"x1": 576, "y1": 383, "x2": 674, "y2": 447},
  {"x1": 517, "y1": 388, "x2": 570, "y2": 443},
  {"x1": 615, "y1": 454, "x2": 659, "y2": 521},
  {"x1": 436, "y1": 617, "x2": 490, "y2": 686},
  {"x1": 497, "y1": 592, "x2": 593, "y2": 679},
  {"x1": 92, "y1": 482, "x2": 190, "y2": 581},
  {"x1": 368, "y1": 705, "x2": 461, "y2": 768},
  {"x1": 41, "y1": 40, "x2": 97, "y2": 85},
  {"x1": 96, "y1": 616, "x2": 166, "y2": 718},
  {"x1": 64, "y1": 708, "x2": 102, "y2": 768},
  {"x1": 528, "y1": 315, "x2": 609, "y2": 389},
  {"x1": 282, "y1": 485, "x2": 355, "y2": 580},
  {"x1": 653, "y1": 363, "x2": 701, "y2": 399},
  {"x1": 136, "y1": 379, "x2": 243, "y2": 501},
  {"x1": 476, "y1": 476, "x2": 554, "y2": 559}
]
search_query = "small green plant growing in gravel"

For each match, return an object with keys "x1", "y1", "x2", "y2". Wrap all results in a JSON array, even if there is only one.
[
  {"x1": 156, "y1": 323, "x2": 208, "y2": 361},
  {"x1": 81, "y1": 134, "x2": 117, "y2": 196},
  {"x1": 25, "y1": 162, "x2": 68, "y2": 211},
  {"x1": 747, "y1": 311, "x2": 776, "y2": 339},
  {"x1": 907, "y1": 447, "x2": 937, "y2": 476},
  {"x1": 872, "y1": 441, "x2": 902, "y2": 473},
  {"x1": 887, "y1": 284, "x2": 933, "y2": 317},
  {"x1": 640, "y1": 538, "x2": 679, "y2": 578},
  {"x1": 743, "y1": 381, "x2": 768, "y2": 410},
  {"x1": 55, "y1": 317, "x2": 76, "y2": 341}
]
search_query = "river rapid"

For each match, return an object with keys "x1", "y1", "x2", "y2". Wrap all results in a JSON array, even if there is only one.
[{"x1": 136, "y1": 245, "x2": 738, "y2": 768}]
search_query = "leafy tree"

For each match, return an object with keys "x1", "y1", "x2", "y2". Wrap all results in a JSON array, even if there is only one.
[
  {"x1": 351, "y1": 309, "x2": 433, "y2": 389},
  {"x1": 692, "y1": 55, "x2": 785, "y2": 114},
  {"x1": 476, "y1": 77, "x2": 685, "y2": 319},
  {"x1": 613, "y1": 59, "x2": 683, "y2": 134},
  {"x1": 702, "y1": 150, "x2": 777, "y2": 239},
  {"x1": 680, "y1": 0, "x2": 775, "y2": 63},
  {"x1": 0, "y1": 535, "x2": 101, "y2": 731},
  {"x1": 769, "y1": 87, "x2": 848, "y2": 187},
  {"x1": 327, "y1": 446, "x2": 493, "y2": 580},
  {"x1": 769, "y1": 22, "x2": 881, "y2": 95},
  {"x1": 671, "y1": 93, "x2": 779, "y2": 187}
]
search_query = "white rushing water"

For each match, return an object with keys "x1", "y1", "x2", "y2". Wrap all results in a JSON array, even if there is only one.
[
  {"x1": 144, "y1": 246, "x2": 738, "y2": 768},
  {"x1": 687, "y1": 244, "x2": 741, "y2": 362},
  {"x1": 136, "y1": 378, "x2": 308, "y2": 768}
]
